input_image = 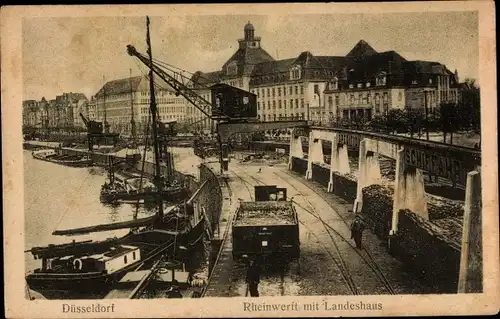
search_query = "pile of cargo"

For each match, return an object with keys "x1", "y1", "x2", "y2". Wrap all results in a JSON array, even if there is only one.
[
  {"x1": 234, "y1": 201, "x2": 296, "y2": 226},
  {"x1": 361, "y1": 185, "x2": 394, "y2": 239},
  {"x1": 427, "y1": 196, "x2": 465, "y2": 220},
  {"x1": 393, "y1": 209, "x2": 461, "y2": 292}
]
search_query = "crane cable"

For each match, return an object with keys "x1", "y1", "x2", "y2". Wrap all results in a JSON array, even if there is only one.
[
  {"x1": 133, "y1": 109, "x2": 152, "y2": 221},
  {"x1": 132, "y1": 58, "x2": 214, "y2": 130}
]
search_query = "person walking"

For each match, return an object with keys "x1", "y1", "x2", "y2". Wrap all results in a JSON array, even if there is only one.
[
  {"x1": 245, "y1": 256, "x2": 261, "y2": 297},
  {"x1": 350, "y1": 215, "x2": 366, "y2": 249}
]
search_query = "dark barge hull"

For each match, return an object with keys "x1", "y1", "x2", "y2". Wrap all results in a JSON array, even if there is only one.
[
  {"x1": 100, "y1": 188, "x2": 188, "y2": 204},
  {"x1": 32, "y1": 153, "x2": 93, "y2": 167},
  {"x1": 26, "y1": 220, "x2": 205, "y2": 299}
]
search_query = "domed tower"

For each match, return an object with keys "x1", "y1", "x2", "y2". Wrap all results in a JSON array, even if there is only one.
[
  {"x1": 239, "y1": 21, "x2": 261, "y2": 49},
  {"x1": 244, "y1": 21, "x2": 255, "y2": 40}
]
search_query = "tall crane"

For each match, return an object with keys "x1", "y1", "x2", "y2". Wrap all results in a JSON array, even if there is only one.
[
  {"x1": 126, "y1": 19, "x2": 308, "y2": 172},
  {"x1": 79, "y1": 112, "x2": 119, "y2": 151},
  {"x1": 127, "y1": 45, "x2": 227, "y2": 121}
]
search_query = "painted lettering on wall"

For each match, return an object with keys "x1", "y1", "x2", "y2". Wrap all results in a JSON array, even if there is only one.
[{"x1": 404, "y1": 148, "x2": 470, "y2": 185}]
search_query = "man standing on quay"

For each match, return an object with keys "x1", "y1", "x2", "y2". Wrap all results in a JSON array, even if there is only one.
[{"x1": 244, "y1": 255, "x2": 261, "y2": 297}]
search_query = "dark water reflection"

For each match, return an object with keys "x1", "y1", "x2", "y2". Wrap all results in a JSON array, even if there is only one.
[{"x1": 23, "y1": 151, "x2": 158, "y2": 273}]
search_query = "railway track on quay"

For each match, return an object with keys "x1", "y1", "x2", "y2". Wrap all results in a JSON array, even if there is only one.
[
  {"x1": 233, "y1": 166, "x2": 395, "y2": 295},
  {"x1": 273, "y1": 169, "x2": 396, "y2": 295},
  {"x1": 203, "y1": 168, "x2": 295, "y2": 297},
  {"x1": 227, "y1": 169, "x2": 299, "y2": 297},
  {"x1": 238, "y1": 169, "x2": 359, "y2": 295}
]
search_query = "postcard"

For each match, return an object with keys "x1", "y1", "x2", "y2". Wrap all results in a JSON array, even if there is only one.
[{"x1": 2, "y1": 2, "x2": 498, "y2": 318}]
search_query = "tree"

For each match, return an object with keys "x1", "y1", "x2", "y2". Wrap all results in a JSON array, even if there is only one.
[
  {"x1": 386, "y1": 109, "x2": 407, "y2": 134},
  {"x1": 460, "y1": 78, "x2": 481, "y2": 133},
  {"x1": 369, "y1": 114, "x2": 389, "y2": 133},
  {"x1": 405, "y1": 107, "x2": 424, "y2": 138},
  {"x1": 440, "y1": 102, "x2": 458, "y2": 144}
]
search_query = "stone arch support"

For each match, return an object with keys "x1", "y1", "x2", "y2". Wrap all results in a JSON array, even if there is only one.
[
  {"x1": 305, "y1": 131, "x2": 324, "y2": 180},
  {"x1": 288, "y1": 128, "x2": 304, "y2": 170},
  {"x1": 353, "y1": 139, "x2": 382, "y2": 213},
  {"x1": 390, "y1": 147, "x2": 428, "y2": 235}
]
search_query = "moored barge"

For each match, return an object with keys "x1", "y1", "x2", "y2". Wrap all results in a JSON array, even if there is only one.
[{"x1": 32, "y1": 149, "x2": 93, "y2": 167}]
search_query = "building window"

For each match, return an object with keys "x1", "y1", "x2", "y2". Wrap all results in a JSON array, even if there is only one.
[
  {"x1": 398, "y1": 91, "x2": 403, "y2": 101},
  {"x1": 350, "y1": 94, "x2": 354, "y2": 105},
  {"x1": 267, "y1": 101, "x2": 271, "y2": 109},
  {"x1": 295, "y1": 86, "x2": 298, "y2": 95},
  {"x1": 300, "y1": 86, "x2": 304, "y2": 94},
  {"x1": 376, "y1": 72, "x2": 387, "y2": 86},
  {"x1": 289, "y1": 87, "x2": 293, "y2": 95},
  {"x1": 295, "y1": 99, "x2": 299, "y2": 108},
  {"x1": 412, "y1": 80, "x2": 418, "y2": 85},
  {"x1": 290, "y1": 65, "x2": 302, "y2": 80},
  {"x1": 357, "y1": 83, "x2": 363, "y2": 88},
  {"x1": 272, "y1": 101, "x2": 276, "y2": 109},
  {"x1": 124, "y1": 255, "x2": 128, "y2": 264},
  {"x1": 278, "y1": 88, "x2": 281, "y2": 96},
  {"x1": 257, "y1": 102, "x2": 260, "y2": 110},
  {"x1": 283, "y1": 100, "x2": 287, "y2": 108},
  {"x1": 367, "y1": 93, "x2": 371, "y2": 104},
  {"x1": 429, "y1": 78, "x2": 433, "y2": 84},
  {"x1": 328, "y1": 96, "x2": 333, "y2": 108},
  {"x1": 335, "y1": 94, "x2": 340, "y2": 106},
  {"x1": 290, "y1": 99, "x2": 293, "y2": 108},
  {"x1": 133, "y1": 252, "x2": 136, "y2": 260},
  {"x1": 366, "y1": 82, "x2": 371, "y2": 87},
  {"x1": 330, "y1": 77, "x2": 338, "y2": 90},
  {"x1": 272, "y1": 88, "x2": 275, "y2": 97},
  {"x1": 283, "y1": 86, "x2": 286, "y2": 96},
  {"x1": 278, "y1": 100, "x2": 282, "y2": 109},
  {"x1": 349, "y1": 84, "x2": 354, "y2": 89},
  {"x1": 383, "y1": 92, "x2": 388, "y2": 102},
  {"x1": 301, "y1": 98, "x2": 304, "y2": 108}
]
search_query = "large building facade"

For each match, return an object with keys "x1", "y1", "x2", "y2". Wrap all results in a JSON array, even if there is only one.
[
  {"x1": 23, "y1": 23, "x2": 465, "y2": 133},
  {"x1": 23, "y1": 93, "x2": 88, "y2": 129},
  {"x1": 189, "y1": 23, "x2": 461, "y2": 126},
  {"x1": 94, "y1": 75, "x2": 189, "y2": 136}
]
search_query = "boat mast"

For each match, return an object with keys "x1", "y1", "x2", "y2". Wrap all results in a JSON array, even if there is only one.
[
  {"x1": 129, "y1": 68, "x2": 137, "y2": 145},
  {"x1": 103, "y1": 75, "x2": 108, "y2": 134},
  {"x1": 145, "y1": 16, "x2": 164, "y2": 222}
]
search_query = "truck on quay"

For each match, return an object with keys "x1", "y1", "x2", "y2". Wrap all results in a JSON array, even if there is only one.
[{"x1": 232, "y1": 186, "x2": 300, "y2": 263}]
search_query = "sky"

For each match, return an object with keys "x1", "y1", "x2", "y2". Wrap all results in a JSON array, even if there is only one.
[{"x1": 22, "y1": 11, "x2": 479, "y2": 101}]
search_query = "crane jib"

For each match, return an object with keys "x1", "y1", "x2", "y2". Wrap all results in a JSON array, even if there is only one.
[{"x1": 126, "y1": 44, "x2": 227, "y2": 120}]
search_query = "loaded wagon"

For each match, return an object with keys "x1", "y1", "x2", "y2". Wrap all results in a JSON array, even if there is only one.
[{"x1": 232, "y1": 186, "x2": 300, "y2": 264}]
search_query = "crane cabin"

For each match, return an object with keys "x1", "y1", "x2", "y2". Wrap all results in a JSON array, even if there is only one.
[{"x1": 210, "y1": 84, "x2": 258, "y2": 121}]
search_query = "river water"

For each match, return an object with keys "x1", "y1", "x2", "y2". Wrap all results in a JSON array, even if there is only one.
[{"x1": 24, "y1": 147, "x2": 201, "y2": 275}]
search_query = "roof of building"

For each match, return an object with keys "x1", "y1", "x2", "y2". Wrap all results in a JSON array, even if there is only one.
[
  {"x1": 346, "y1": 40, "x2": 378, "y2": 58},
  {"x1": 403, "y1": 60, "x2": 446, "y2": 75},
  {"x1": 251, "y1": 58, "x2": 296, "y2": 76},
  {"x1": 244, "y1": 22, "x2": 255, "y2": 31},
  {"x1": 345, "y1": 50, "x2": 407, "y2": 80},
  {"x1": 190, "y1": 24, "x2": 458, "y2": 88},
  {"x1": 95, "y1": 76, "x2": 143, "y2": 97},
  {"x1": 190, "y1": 70, "x2": 223, "y2": 87},
  {"x1": 222, "y1": 46, "x2": 275, "y2": 73}
]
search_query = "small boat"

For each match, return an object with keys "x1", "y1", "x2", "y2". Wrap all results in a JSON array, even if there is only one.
[
  {"x1": 26, "y1": 17, "x2": 207, "y2": 300},
  {"x1": 32, "y1": 149, "x2": 93, "y2": 167},
  {"x1": 26, "y1": 214, "x2": 205, "y2": 299},
  {"x1": 100, "y1": 182, "x2": 188, "y2": 204}
]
